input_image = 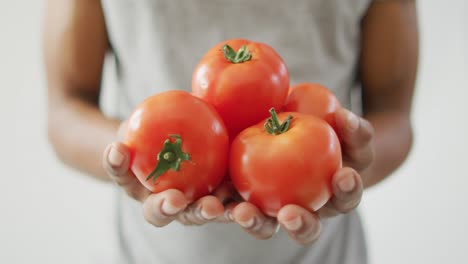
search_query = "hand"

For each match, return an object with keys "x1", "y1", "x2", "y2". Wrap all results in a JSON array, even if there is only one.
[
  {"x1": 317, "y1": 108, "x2": 374, "y2": 218},
  {"x1": 102, "y1": 122, "x2": 233, "y2": 227},
  {"x1": 229, "y1": 108, "x2": 374, "y2": 244},
  {"x1": 335, "y1": 108, "x2": 375, "y2": 172},
  {"x1": 229, "y1": 167, "x2": 363, "y2": 244}
]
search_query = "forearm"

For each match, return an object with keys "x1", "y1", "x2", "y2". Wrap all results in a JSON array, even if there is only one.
[
  {"x1": 356, "y1": 0, "x2": 417, "y2": 188},
  {"x1": 48, "y1": 96, "x2": 120, "y2": 181},
  {"x1": 361, "y1": 111, "x2": 413, "y2": 188},
  {"x1": 43, "y1": 0, "x2": 113, "y2": 180}
]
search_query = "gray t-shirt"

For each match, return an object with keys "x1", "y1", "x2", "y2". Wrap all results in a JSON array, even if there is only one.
[{"x1": 101, "y1": 0, "x2": 372, "y2": 263}]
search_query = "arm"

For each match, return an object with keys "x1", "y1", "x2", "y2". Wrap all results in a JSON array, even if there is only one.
[
  {"x1": 230, "y1": 0, "x2": 419, "y2": 244},
  {"x1": 317, "y1": 0, "x2": 418, "y2": 216},
  {"x1": 44, "y1": 0, "x2": 118, "y2": 181},
  {"x1": 358, "y1": 0, "x2": 418, "y2": 187},
  {"x1": 45, "y1": 0, "x2": 227, "y2": 225}
]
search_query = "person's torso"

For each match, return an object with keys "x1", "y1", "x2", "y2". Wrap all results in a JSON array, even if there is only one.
[{"x1": 100, "y1": 0, "x2": 371, "y2": 263}]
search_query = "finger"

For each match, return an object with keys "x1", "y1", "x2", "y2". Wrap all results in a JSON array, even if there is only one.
[
  {"x1": 335, "y1": 108, "x2": 374, "y2": 148},
  {"x1": 318, "y1": 167, "x2": 363, "y2": 218},
  {"x1": 232, "y1": 202, "x2": 279, "y2": 240},
  {"x1": 143, "y1": 189, "x2": 189, "y2": 227},
  {"x1": 211, "y1": 181, "x2": 242, "y2": 223},
  {"x1": 277, "y1": 205, "x2": 321, "y2": 245},
  {"x1": 342, "y1": 145, "x2": 374, "y2": 171},
  {"x1": 103, "y1": 142, "x2": 150, "y2": 201},
  {"x1": 335, "y1": 108, "x2": 375, "y2": 170},
  {"x1": 215, "y1": 202, "x2": 238, "y2": 223},
  {"x1": 179, "y1": 195, "x2": 224, "y2": 225}
]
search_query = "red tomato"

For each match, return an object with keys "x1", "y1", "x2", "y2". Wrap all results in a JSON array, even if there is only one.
[
  {"x1": 123, "y1": 91, "x2": 229, "y2": 202},
  {"x1": 192, "y1": 39, "x2": 290, "y2": 140},
  {"x1": 230, "y1": 109, "x2": 341, "y2": 217},
  {"x1": 283, "y1": 83, "x2": 341, "y2": 130}
]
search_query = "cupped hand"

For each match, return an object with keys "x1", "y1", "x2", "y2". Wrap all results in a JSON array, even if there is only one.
[
  {"x1": 230, "y1": 108, "x2": 374, "y2": 244},
  {"x1": 103, "y1": 141, "x2": 232, "y2": 227},
  {"x1": 230, "y1": 166, "x2": 363, "y2": 244},
  {"x1": 102, "y1": 107, "x2": 375, "y2": 243}
]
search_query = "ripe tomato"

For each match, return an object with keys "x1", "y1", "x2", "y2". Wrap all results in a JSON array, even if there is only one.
[
  {"x1": 229, "y1": 109, "x2": 341, "y2": 216},
  {"x1": 283, "y1": 83, "x2": 341, "y2": 130},
  {"x1": 123, "y1": 91, "x2": 229, "y2": 202},
  {"x1": 192, "y1": 39, "x2": 290, "y2": 140}
]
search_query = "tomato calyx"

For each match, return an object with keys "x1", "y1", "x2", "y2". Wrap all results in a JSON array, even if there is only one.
[
  {"x1": 264, "y1": 108, "x2": 293, "y2": 135},
  {"x1": 146, "y1": 134, "x2": 191, "y2": 183},
  {"x1": 223, "y1": 44, "x2": 252, "y2": 64}
]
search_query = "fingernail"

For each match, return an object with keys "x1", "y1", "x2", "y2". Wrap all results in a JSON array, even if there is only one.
[
  {"x1": 238, "y1": 218, "x2": 255, "y2": 228},
  {"x1": 338, "y1": 176, "x2": 356, "y2": 193},
  {"x1": 162, "y1": 201, "x2": 183, "y2": 216},
  {"x1": 200, "y1": 209, "x2": 216, "y2": 220},
  {"x1": 274, "y1": 223, "x2": 281, "y2": 234},
  {"x1": 225, "y1": 210, "x2": 234, "y2": 221},
  {"x1": 347, "y1": 111, "x2": 359, "y2": 132},
  {"x1": 283, "y1": 217, "x2": 302, "y2": 231},
  {"x1": 109, "y1": 147, "x2": 125, "y2": 167}
]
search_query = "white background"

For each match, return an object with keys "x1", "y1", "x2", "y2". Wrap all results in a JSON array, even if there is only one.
[{"x1": 0, "y1": 1, "x2": 467, "y2": 263}]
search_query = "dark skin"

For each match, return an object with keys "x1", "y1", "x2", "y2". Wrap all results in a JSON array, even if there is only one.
[{"x1": 45, "y1": 0, "x2": 417, "y2": 244}]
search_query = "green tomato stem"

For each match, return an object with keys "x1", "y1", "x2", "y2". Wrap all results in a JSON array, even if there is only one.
[
  {"x1": 145, "y1": 134, "x2": 191, "y2": 183},
  {"x1": 223, "y1": 44, "x2": 253, "y2": 64},
  {"x1": 264, "y1": 108, "x2": 293, "y2": 135}
]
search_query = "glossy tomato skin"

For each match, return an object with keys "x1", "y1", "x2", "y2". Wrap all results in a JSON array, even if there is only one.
[
  {"x1": 123, "y1": 91, "x2": 229, "y2": 202},
  {"x1": 229, "y1": 112, "x2": 341, "y2": 217},
  {"x1": 192, "y1": 39, "x2": 290, "y2": 140},
  {"x1": 283, "y1": 83, "x2": 341, "y2": 131}
]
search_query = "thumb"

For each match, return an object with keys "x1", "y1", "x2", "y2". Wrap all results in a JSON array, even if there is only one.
[
  {"x1": 335, "y1": 108, "x2": 374, "y2": 149},
  {"x1": 103, "y1": 142, "x2": 151, "y2": 201},
  {"x1": 103, "y1": 142, "x2": 131, "y2": 177}
]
